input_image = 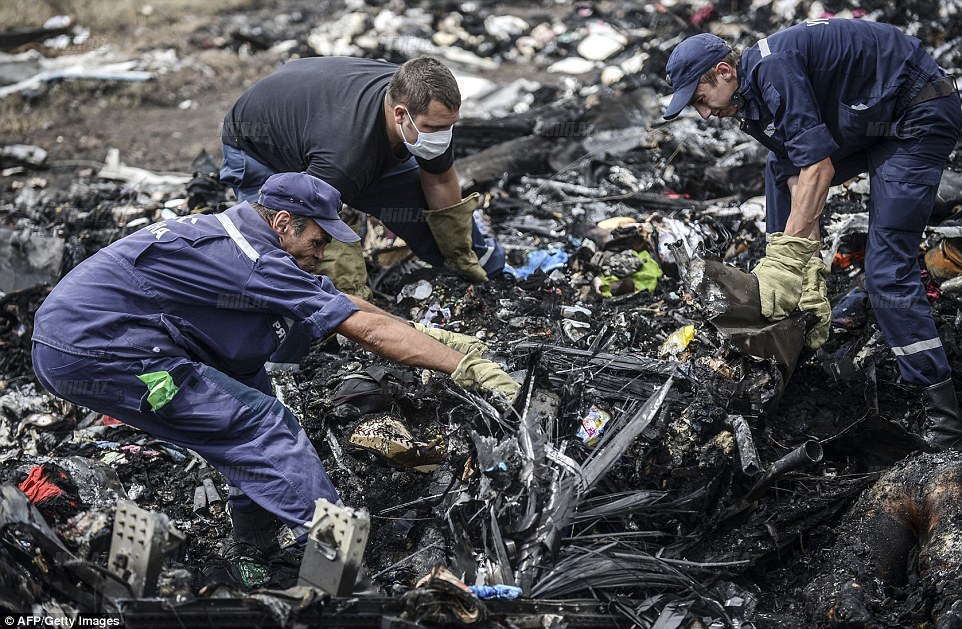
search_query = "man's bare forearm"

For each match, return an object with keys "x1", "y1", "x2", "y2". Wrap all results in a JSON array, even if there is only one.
[
  {"x1": 420, "y1": 166, "x2": 462, "y2": 210},
  {"x1": 784, "y1": 157, "x2": 834, "y2": 240},
  {"x1": 335, "y1": 311, "x2": 463, "y2": 374},
  {"x1": 346, "y1": 295, "x2": 407, "y2": 322}
]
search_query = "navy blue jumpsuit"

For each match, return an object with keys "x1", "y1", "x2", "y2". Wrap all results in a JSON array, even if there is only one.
[
  {"x1": 32, "y1": 202, "x2": 359, "y2": 540},
  {"x1": 735, "y1": 18, "x2": 961, "y2": 386}
]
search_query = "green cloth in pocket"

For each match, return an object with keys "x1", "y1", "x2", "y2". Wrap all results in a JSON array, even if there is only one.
[{"x1": 137, "y1": 371, "x2": 179, "y2": 411}]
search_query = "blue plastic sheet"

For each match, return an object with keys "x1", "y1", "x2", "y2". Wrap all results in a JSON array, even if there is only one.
[
  {"x1": 504, "y1": 248, "x2": 569, "y2": 279},
  {"x1": 469, "y1": 584, "x2": 523, "y2": 599}
]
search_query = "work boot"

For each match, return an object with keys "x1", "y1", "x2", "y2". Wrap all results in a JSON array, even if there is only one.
[
  {"x1": 228, "y1": 506, "x2": 281, "y2": 559},
  {"x1": 922, "y1": 379, "x2": 962, "y2": 451},
  {"x1": 264, "y1": 544, "x2": 304, "y2": 590},
  {"x1": 424, "y1": 193, "x2": 488, "y2": 283}
]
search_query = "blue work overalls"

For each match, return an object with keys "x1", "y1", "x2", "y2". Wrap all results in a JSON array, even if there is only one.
[
  {"x1": 32, "y1": 202, "x2": 359, "y2": 540},
  {"x1": 736, "y1": 18, "x2": 961, "y2": 385}
]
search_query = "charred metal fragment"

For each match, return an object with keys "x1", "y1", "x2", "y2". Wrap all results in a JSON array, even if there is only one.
[
  {"x1": 582, "y1": 378, "x2": 673, "y2": 490},
  {"x1": 726, "y1": 414, "x2": 762, "y2": 476},
  {"x1": 299, "y1": 498, "x2": 370, "y2": 596},
  {"x1": 107, "y1": 501, "x2": 184, "y2": 598},
  {"x1": 674, "y1": 243, "x2": 807, "y2": 377},
  {"x1": 456, "y1": 135, "x2": 559, "y2": 188}
]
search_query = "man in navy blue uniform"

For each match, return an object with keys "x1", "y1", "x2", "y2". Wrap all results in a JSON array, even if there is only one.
[
  {"x1": 31, "y1": 172, "x2": 518, "y2": 578},
  {"x1": 663, "y1": 19, "x2": 962, "y2": 449},
  {"x1": 221, "y1": 56, "x2": 504, "y2": 297}
]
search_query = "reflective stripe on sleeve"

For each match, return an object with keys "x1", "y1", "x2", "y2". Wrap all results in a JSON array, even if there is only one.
[
  {"x1": 758, "y1": 37, "x2": 771, "y2": 58},
  {"x1": 215, "y1": 213, "x2": 260, "y2": 261}
]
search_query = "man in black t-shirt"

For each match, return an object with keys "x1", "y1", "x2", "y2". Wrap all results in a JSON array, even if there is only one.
[{"x1": 221, "y1": 56, "x2": 504, "y2": 296}]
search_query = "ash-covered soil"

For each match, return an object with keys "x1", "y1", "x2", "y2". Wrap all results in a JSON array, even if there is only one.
[{"x1": 1, "y1": 0, "x2": 961, "y2": 627}]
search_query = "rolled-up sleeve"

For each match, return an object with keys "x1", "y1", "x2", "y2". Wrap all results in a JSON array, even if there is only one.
[
  {"x1": 247, "y1": 251, "x2": 359, "y2": 338},
  {"x1": 756, "y1": 52, "x2": 839, "y2": 168}
]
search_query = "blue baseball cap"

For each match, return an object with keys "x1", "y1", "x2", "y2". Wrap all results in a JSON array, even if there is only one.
[
  {"x1": 259, "y1": 172, "x2": 360, "y2": 243},
  {"x1": 663, "y1": 33, "x2": 732, "y2": 120}
]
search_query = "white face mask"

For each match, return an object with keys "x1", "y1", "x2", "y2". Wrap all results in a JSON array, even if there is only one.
[{"x1": 399, "y1": 109, "x2": 452, "y2": 160}]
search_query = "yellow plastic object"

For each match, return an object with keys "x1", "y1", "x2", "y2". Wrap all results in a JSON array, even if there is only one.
[
  {"x1": 596, "y1": 216, "x2": 636, "y2": 231},
  {"x1": 659, "y1": 325, "x2": 695, "y2": 359}
]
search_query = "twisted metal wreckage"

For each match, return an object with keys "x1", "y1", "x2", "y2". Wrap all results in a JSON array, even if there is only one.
[{"x1": 2, "y1": 0, "x2": 962, "y2": 627}]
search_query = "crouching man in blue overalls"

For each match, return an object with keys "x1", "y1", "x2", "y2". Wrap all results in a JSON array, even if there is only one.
[
  {"x1": 663, "y1": 19, "x2": 962, "y2": 449},
  {"x1": 31, "y1": 172, "x2": 518, "y2": 584}
]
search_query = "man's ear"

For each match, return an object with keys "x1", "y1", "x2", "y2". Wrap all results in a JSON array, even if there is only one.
[
  {"x1": 272, "y1": 210, "x2": 292, "y2": 233},
  {"x1": 393, "y1": 103, "x2": 408, "y2": 126},
  {"x1": 717, "y1": 62, "x2": 736, "y2": 81}
]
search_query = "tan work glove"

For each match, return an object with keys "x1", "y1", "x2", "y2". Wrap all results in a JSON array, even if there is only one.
[
  {"x1": 750, "y1": 233, "x2": 821, "y2": 321},
  {"x1": 451, "y1": 350, "x2": 520, "y2": 405},
  {"x1": 797, "y1": 257, "x2": 831, "y2": 349},
  {"x1": 314, "y1": 239, "x2": 371, "y2": 300},
  {"x1": 423, "y1": 193, "x2": 488, "y2": 283},
  {"x1": 413, "y1": 322, "x2": 488, "y2": 355}
]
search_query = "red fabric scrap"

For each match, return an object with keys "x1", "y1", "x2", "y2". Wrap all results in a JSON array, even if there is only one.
[
  {"x1": 689, "y1": 4, "x2": 717, "y2": 25},
  {"x1": 833, "y1": 251, "x2": 865, "y2": 270},
  {"x1": 921, "y1": 269, "x2": 942, "y2": 300},
  {"x1": 103, "y1": 415, "x2": 123, "y2": 426},
  {"x1": 18, "y1": 465, "x2": 64, "y2": 505}
]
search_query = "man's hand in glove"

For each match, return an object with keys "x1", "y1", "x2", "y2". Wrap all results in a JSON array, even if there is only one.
[
  {"x1": 412, "y1": 322, "x2": 488, "y2": 355},
  {"x1": 424, "y1": 193, "x2": 488, "y2": 283},
  {"x1": 751, "y1": 233, "x2": 821, "y2": 321},
  {"x1": 797, "y1": 257, "x2": 831, "y2": 349},
  {"x1": 450, "y1": 350, "x2": 520, "y2": 406}
]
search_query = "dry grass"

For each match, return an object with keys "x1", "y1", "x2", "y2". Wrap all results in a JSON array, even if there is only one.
[{"x1": 1, "y1": 0, "x2": 261, "y2": 32}]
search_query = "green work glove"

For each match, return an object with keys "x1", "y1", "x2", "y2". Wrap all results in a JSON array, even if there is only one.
[
  {"x1": 451, "y1": 350, "x2": 520, "y2": 405},
  {"x1": 314, "y1": 238, "x2": 372, "y2": 300},
  {"x1": 750, "y1": 233, "x2": 821, "y2": 321},
  {"x1": 798, "y1": 257, "x2": 831, "y2": 350},
  {"x1": 413, "y1": 322, "x2": 488, "y2": 354},
  {"x1": 423, "y1": 193, "x2": 488, "y2": 284}
]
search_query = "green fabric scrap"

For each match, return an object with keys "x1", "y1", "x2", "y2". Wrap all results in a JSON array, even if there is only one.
[
  {"x1": 631, "y1": 250, "x2": 663, "y2": 292},
  {"x1": 597, "y1": 275, "x2": 620, "y2": 298},
  {"x1": 599, "y1": 251, "x2": 663, "y2": 298},
  {"x1": 137, "y1": 371, "x2": 179, "y2": 411}
]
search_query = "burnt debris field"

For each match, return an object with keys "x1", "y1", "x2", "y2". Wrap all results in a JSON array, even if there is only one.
[{"x1": 1, "y1": 1, "x2": 962, "y2": 627}]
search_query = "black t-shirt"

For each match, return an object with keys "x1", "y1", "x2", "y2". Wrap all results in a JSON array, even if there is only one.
[{"x1": 222, "y1": 57, "x2": 455, "y2": 203}]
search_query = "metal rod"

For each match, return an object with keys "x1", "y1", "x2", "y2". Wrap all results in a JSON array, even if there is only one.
[{"x1": 742, "y1": 440, "x2": 824, "y2": 504}]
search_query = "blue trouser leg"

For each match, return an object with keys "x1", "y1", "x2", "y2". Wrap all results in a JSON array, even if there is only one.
[
  {"x1": 349, "y1": 158, "x2": 506, "y2": 276},
  {"x1": 764, "y1": 155, "x2": 793, "y2": 233},
  {"x1": 762, "y1": 94, "x2": 960, "y2": 386},
  {"x1": 220, "y1": 144, "x2": 277, "y2": 202},
  {"x1": 32, "y1": 344, "x2": 335, "y2": 540},
  {"x1": 862, "y1": 95, "x2": 961, "y2": 386}
]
